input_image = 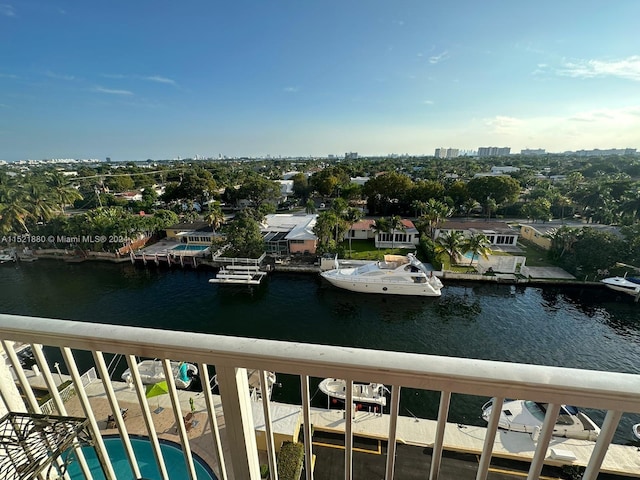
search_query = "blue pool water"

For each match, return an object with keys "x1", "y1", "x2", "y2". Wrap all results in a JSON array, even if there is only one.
[
  {"x1": 171, "y1": 244, "x2": 210, "y2": 252},
  {"x1": 66, "y1": 435, "x2": 217, "y2": 479}
]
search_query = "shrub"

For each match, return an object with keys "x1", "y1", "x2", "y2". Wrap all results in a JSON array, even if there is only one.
[{"x1": 276, "y1": 441, "x2": 304, "y2": 480}]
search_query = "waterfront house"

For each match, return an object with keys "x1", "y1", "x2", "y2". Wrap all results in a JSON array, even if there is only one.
[
  {"x1": 165, "y1": 221, "x2": 215, "y2": 245},
  {"x1": 520, "y1": 224, "x2": 554, "y2": 250},
  {"x1": 434, "y1": 220, "x2": 519, "y2": 248},
  {"x1": 261, "y1": 213, "x2": 318, "y2": 255},
  {"x1": 346, "y1": 218, "x2": 419, "y2": 249}
]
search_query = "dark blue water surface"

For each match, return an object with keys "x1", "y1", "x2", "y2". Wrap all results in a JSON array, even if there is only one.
[{"x1": 2, "y1": 260, "x2": 639, "y2": 443}]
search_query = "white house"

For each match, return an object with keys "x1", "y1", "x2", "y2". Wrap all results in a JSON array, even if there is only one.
[
  {"x1": 346, "y1": 219, "x2": 419, "y2": 249},
  {"x1": 433, "y1": 220, "x2": 519, "y2": 247}
]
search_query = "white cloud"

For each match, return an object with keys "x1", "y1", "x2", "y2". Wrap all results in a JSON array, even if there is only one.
[
  {"x1": 484, "y1": 115, "x2": 523, "y2": 134},
  {"x1": 422, "y1": 100, "x2": 434, "y2": 105},
  {"x1": 92, "y1": 86, "x2": 133, "y2": 96},
  {"x1": 140, "y1": 75, "x2": 177, "y2": 85},
  {"x1": 0, "y1": 73, "x2": 18, "y2": 79},
  {"x1": 101, "y1": 73, "x2": 177, "y2": 86},
  {"x1": 557, "y1": 56, "x2": 640, "y2": 82},
  {"x1": 0, "y1": 4, "x2": 16, "y2": 16},
  {"x1": 283, "y1": 86, "x2": 300, "y2": 93},
  {"x1": 46, "y1": 71, "x2": 76, "y2": 81},
  {"x1": 429, "y1": 51, "x2": 449, "y2": 64}
]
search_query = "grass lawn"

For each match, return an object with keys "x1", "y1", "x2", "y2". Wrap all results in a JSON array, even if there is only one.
[{"x1": 516, "y1": 239, "x2": 558, "y2": 267}]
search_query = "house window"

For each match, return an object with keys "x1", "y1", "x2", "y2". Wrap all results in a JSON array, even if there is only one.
[{"x1": 290, "y1": 240, "x2": 305, "y2": 244}]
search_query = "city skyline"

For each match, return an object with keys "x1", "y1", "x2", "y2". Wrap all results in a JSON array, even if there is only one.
[{"x1": 1, "y1": 1, "x2": 639, "y2": 162}]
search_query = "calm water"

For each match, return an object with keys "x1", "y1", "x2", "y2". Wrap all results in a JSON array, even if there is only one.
[{"x1": 2, "y1": 260, "x2": 639, "y2": 443}]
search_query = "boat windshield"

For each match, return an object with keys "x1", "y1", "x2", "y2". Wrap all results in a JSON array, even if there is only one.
[
  {"x1": 523, "y1": 401, "x2": 546, "y2": 422},
  {"x1": 524, "y1": 401, "x2": 576, "y2": 425}
]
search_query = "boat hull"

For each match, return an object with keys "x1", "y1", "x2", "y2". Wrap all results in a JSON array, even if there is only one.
[
  {"x1": 321, "y1": 274, "x2": 441, "y2": 297},
  {"x1": 481, "y1": 399, "x2": 600, "y2": 441},
  {"x1": 319, "y1": 378, "x2": 387, "y2": 406},
  {"x1": 601, "y1": 277, "x2": 640, "y2": 296}
]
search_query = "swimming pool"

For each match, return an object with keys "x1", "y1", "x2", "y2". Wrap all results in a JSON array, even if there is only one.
[
  {"x1": 171, "y1": 244, "x2": 210, "y2": 252},
  {"x1": 66, "y1": 435, "x2": 217, "y2": 479}
]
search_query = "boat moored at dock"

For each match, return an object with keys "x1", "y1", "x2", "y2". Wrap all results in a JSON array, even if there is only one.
[
  {"x1": 320, "y1": 253, "x2": 442, "y2": 296},
  {"x1": 601, "y1": 275, "x2": 640, "y2": 297},
  {"x1": 319, "y1": 378, "x2": 387, "y2": 406},
  {"x1": 121, "y1": 359, "x2": 198, "y2": 389},
  {"x1": 481, "y1": 398, "x2": 600, "y2": 441}
]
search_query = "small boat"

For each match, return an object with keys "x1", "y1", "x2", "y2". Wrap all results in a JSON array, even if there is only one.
[
  {"x1": 481, "y1": 399, "x2": 600, "y2": 441},
  {"x1": 121, "y1": 360, "x2": 198, "y2": 389},
  {"x1": 0, "y1": 252, "x2": 16, "y2": 264},
  {"x1": 633, "y1": 423, "x2": 640, "y2": 441},
  {"x1": 319, "y1": 378, "x2": 387, "y2": 406},
  {"x1": 320, "y1": 253, "x2": 442, "y2": 297},
  {"x1": 601, "y1": 275, "x2": 640, "y2": 297},
  {"x1": 212, "y1": 369, "x2": 277, "y2": 401}
]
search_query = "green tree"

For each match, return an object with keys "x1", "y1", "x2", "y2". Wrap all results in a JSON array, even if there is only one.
[
  {"x1": 462, "y1": 233, "x2": 491, "y2": 266},
  {"x1": 204, "y1": 205, "x2": 225, "y2": 233},
  {"x1": 363, "y1": 172, "x2": 413, "y2": 215},
  {"x1": 47, "y1": 172, "x2": 83, "y2": 214},
  {"x1": 434, "y1": 230, "x2": 465, "y2": 267},
  {"x1": 522, "y1": 198, "x2": 552, "y2": 223},
  {"x1": 291, "y1": 173, "x2": 310, "y2": 200},
  {"x1": 224, "y1": 210, "x2": 265, "y2": 258},
  {"x1": 0, "y1": 187, "x2": 31, "y2": 234},
  {"x1": 305, "y1": 199, "x2": 316, "y2": 214},
  {"x1": 343, "y1": 207, "x2": 362, "y2": 258},
  {"x1": 388, "y1": 215, "x2": 405, "y2": 250},
  {"x1": 370, "y1": 217, "x2": 390, "y2": 251},
  {"x1": 467, "y1": 176, "x2": 521, "y2": 213}
]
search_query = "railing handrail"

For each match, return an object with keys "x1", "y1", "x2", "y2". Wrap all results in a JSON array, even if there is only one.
[{"x1": 1, "y1": 313, "x2": 639, "y2": 413}]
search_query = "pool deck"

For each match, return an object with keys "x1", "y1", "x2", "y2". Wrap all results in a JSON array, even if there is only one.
[{"x1": 23, "y1": 370, "x2": 640, "y2": 479}]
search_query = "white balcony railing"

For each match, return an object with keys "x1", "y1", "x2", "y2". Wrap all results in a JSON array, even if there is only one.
[{"x1": 1, "y1": 313, "x2": 639, "y2": 480}]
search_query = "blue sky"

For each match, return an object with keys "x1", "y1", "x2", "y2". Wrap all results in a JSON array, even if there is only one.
[{"x1": 1, "y1": 1, "x2": 639, "y2": 161}]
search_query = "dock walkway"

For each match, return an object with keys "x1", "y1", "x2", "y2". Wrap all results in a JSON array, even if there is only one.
[{"x1": 308, "y1": 407, "x2": 640, "y2": 477}]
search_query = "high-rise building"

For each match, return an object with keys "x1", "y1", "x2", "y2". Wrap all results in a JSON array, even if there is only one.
[
  {"x1": 520, "y1": 149, "x2": 546, "y2": 156},
  {"x1": 434, "y1": 148, "x2": 459, "y2": 159},
  {"x1": 478, "y1": 147, "x2": 511, "y2": 157}
]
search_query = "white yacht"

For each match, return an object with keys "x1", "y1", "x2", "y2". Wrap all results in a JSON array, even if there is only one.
[
  {"x1": 320, "y1": 253, "x2": 442, "y2": 297},
  {"x1": 481, "y1": 398, "x2": 600, "y2": 441},
  {"x1": 121, "y1": 360, "x2": 198, "y2": 390},
  {"x1": 319, "y1": 378, "x2": 387, "y2": 407},
  {"x1": 601, "y1": 275, "x2": 640, "y2": 297}
]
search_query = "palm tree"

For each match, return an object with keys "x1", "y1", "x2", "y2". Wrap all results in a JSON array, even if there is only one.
[
  {"x1": 47, "y1": 172, "x2": 83, "y2": 214},
  {"x1": 25, "y1": 183, "x2": 55, "y2": 225},
  {"x1": 410, "y1": 200, "x2": 427, "y2": 218},
  {"x1": 421, "y1": 199, "x2": 452, "y2": 239},
  {"x1": 388, "y1": 215, "x2": 405, "y2": 251},
  {"x1": 0, "y1": 187, "x2": 31, "y2": 234},
  {"x1": 434, "y1": 230, "x2": 465, "y2": 268},
  {"x1": 305, "y1": 199, "x2": 316, "y2": 214},
  {"x1": 370, "y1": 217, "x2": 390, "y2": 251},
  {"x1": 204, "y1": 206, "x2": 225, "y2": 234},
  {"x1": 462, "y1": 233, "x2": 491, "y2": 266},
  {"x1": 462, "y1": 198, "x2": 480, "y2": 219},
  {"x1": 343, "y1": 207, "x2": 362, "y2": 258}
]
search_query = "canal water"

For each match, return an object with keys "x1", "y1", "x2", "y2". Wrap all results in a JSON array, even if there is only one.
[{"x1": 1, "y1": 260, "x2": 639, "y2": 443}]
